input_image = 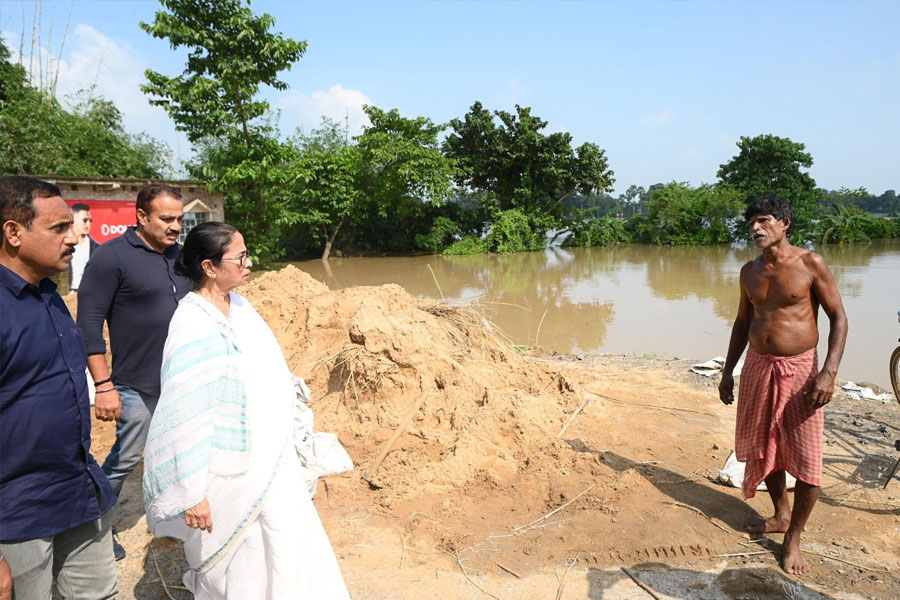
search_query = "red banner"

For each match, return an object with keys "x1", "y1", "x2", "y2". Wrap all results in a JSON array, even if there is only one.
[{"x1": 65, "y1": 199, "x2": 135, "y2": 244}]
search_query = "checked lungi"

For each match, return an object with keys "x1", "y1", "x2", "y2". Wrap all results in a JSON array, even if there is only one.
[{"x1": 736, "y1": 346, "x2": 823, "y2": 498}]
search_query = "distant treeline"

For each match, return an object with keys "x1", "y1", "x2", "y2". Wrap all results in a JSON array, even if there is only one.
[
  {"x1": 3, "y1": 6, "x2": 897, "y2": 261},
  {"x1": 563, "y1": 186, "x2": 900, "y2": 219}
]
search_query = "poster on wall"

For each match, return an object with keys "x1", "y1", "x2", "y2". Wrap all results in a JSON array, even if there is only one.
[{"x1": 65, "y1": 199, "x2": 135, "y2": 244}]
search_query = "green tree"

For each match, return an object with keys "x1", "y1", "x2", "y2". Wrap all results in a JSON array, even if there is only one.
[
  {"x1": 289, "y1": 108, "x2": 454, "y2": 259},
  {"x1": 0, "y1": 37, "x2": 169, "y2": 177},
  {"x1": 562, "y1": 213, "x2": 630, "y2": 247},
  {"x1": 140, "y1": 0, "x2": 307, "y2": 261},
  {"x1": 443, "y1": 208, "x2": 545, "y2": 255},
  {"x1": 879, "y1": 190, "x2": 899, "y2": 215},
  {"x1": 820, "y1": 186, "x2": 868, "y2": 210},
  {"x1": 289, "y1": 119, "x2": 361, "y2": 260},
  {"x1": 716, "y1": 134, "x2": 819, "y2": 235},
  {"x1": 443, "y1": 102, "x2": 615, "y2": 229},
  {"x1": 644, "y1": 182, "x2": 743, "y2": 245}
]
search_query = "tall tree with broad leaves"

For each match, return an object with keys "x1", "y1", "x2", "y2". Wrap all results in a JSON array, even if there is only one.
[
  {"x1": 716, "y1": 134, "x2": 820, "y2": 237},
  {"x1": 289, "y1": 107, "x2": 455, "y2": 260},
  {"x1": 140, "y1": 0, "x2": 307, "y2": 261},
  {"x1": 443, "y1": 101, "x2": 615, "y2": 234}
]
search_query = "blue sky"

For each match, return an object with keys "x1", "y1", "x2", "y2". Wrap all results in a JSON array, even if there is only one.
[{"x1": 2, "y1": 0, "x2": 897, "y2": 194}]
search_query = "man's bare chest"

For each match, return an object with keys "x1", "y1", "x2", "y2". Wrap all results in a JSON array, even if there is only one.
[{"x1": 744, "y1": 268, "x2": 814, "y2": 310}]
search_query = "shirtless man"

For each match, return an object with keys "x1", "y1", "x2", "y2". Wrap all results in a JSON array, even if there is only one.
[{"x1": 718, "y1": 194, "x2": 848, "y2": 575}]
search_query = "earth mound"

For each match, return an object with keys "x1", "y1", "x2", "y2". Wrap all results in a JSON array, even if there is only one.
[{"x1": 242, "y1": 266, "x2": 585, "y2": 505}]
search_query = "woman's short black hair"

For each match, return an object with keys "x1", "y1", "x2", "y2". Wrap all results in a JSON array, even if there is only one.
[
  {"x1": 744, "y1": 194, "x2": 794, "y2": 234},
  {"x1": 175, "y1": 221, "x2": 239, "y2": 286}
]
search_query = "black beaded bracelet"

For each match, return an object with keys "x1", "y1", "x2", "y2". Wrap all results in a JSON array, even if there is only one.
[{"x1": 94, "y1": 377, "x2": 113, "y2": 387}]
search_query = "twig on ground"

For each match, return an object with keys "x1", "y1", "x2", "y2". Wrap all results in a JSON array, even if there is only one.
[
  {"x1": 514, "y1": 483, "x2": 596, "y2": 531},
  {"x1": 148, "y1": 544, "x2": 177, "y2": 600},
  {"x1": 621, "y1": 567, "x2": 663, "y2": 600},
  {"x1": 712, "y1": 550, "x2": 771, "y2": 557},
  {"x1": 556, "y1": 398, "x2": 590, "y2": 438},
  {"x1": 513, "y1": 519, "x2": 564, "y2": 537},
  {"x1": 443, "y1": 548, "x2": 501, "y2": 600},
  {"x1": 727, "y1": 542, "x2": 890, "y2": 575},
  {"x1": 555, "y1": 553, "x2": 579, "y2": 600},
  {"x1": 663, "y1": 501, "x2": 732, "y2": 535},
  {"x1": 361, "y1": 392, "x2": 431, "y2": 485},
  {"x1": 488, "y1": 519, "x2": 564, "y2": 539},
  {"x1": 739, "y1": 539, "x2": 769, "y2": 546},
  {"x1": 399, "y1": 533, "x2": 406, "y2": 569},
  {"x1": 586, "y1": 390, "x2": 717, "y2": 416},
  {"x1": 806, "y1": 550, "x2": 891, "y2": 574},
  {"x1": 493, "y1": 560, "x2": 522, "y2": 578},
  {"x1": 282, "y1": 317, "x2": 293, "y2": 333}
]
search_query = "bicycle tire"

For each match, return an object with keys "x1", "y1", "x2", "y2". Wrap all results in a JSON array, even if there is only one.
[{"x1": 891, "y1": 345, "x2": 900, "y2": 407}]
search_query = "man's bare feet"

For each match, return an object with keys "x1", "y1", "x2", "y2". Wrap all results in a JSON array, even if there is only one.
[
  {"x1": 781, "y1": 530, "x2": 810, "y2": 575},
  {"x1": 744, "y1": 515, "x2": 790, "y2": 534}
]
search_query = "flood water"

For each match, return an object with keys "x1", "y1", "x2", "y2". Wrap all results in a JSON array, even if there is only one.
[{"x1": 287, "y1": 240, "x2": 900, "y2": 391}]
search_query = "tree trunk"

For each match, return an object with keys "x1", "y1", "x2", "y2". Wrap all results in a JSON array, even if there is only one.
[
  {"x1": 321, "y1": 215, "x2": 347, "y2": 261},
  {"x1": 547, "y1": 227, "x2": 570, "y2": 246}
]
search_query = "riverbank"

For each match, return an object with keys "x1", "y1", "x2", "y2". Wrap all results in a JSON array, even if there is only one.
[{"x1": 72, "y1": 266, "x2": 900, "y2": 599}]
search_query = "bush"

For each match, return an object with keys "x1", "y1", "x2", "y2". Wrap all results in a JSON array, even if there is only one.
[
  {"x1": 814, "y1": 204, "x2": 874, "y2": 244},
  {"x1": 562, "y1": 216, "x2": 631, "y2": 247},
  {"x1": 863, "y1": 216, "x2": 900, "y2": 240},
  {"x1": 415, "y1": 216, "x2": 459, "y2": 253},
  {"x1": 646, "y1": 183, "x2": 743, "y2": 245},
  {"x1": 443, "y1": 235, "x2": 488, "y2": 255},
  {"x1": 484, "y1": 209, "x2": 546, "y2": 254}
]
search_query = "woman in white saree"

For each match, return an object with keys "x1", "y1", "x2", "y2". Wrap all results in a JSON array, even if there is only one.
[{"x1": 142, "y1": 222, "x2": 350, "y2": 599}]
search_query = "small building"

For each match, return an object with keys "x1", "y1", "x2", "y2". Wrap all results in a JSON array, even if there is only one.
[{"x1": 44, "y1": 176, "x2": 225, "y2": 244}]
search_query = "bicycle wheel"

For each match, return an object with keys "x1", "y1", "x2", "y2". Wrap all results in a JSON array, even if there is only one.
[{"x1": 891, "y1": 345, "x2": 900, "y2": 407}]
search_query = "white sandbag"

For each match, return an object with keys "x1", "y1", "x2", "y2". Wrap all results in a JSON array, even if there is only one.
[
  {"x1": 292, "y1": 376, "x2": 354, "y2": 497},
  {"x1": 717, "y1": 450, "x2": 795, "y2": 491},
  {"x1": 841, "y1": 381, "x2": 894, "y2": 403},
  {"x1": 691, "y1": 356, "x2": 743, "y2": 377}
]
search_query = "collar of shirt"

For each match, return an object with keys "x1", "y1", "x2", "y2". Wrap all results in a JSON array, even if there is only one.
[
  {"x1": 0, "y1": 262, "x2": 57, "y2": 299},
  {"x1": 125, "y1": 226, "x2": 181, "y2": 259}
]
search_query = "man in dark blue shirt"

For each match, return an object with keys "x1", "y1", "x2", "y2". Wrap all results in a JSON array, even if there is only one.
[
  {"x1": 0, "y1": 176, "x2": 118, "y2": 599},
  {"x1": 76, "y1": 184, "x2": 192, "y2": 559}
]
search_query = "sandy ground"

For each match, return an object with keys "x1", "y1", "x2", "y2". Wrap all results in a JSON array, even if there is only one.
[{"x1": 71, "y1": 267, "x2": 900, "y2": 599}]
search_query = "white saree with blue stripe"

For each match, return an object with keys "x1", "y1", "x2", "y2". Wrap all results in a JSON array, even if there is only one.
[{"x1": 143, "y1": 291, "x2": 292, "y2": 573}]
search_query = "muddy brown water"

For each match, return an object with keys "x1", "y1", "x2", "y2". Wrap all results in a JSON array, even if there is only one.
[{"x1": 284, "y1": 240, "x2": 900, "y2": 391}]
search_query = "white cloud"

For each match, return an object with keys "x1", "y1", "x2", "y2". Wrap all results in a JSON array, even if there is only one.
[
  {"x1": 641, "y1": 108, "x2": 676, "y2": 126},
  {"x1": 277, "y1": 84, "x2": 373, "y2": 137}
]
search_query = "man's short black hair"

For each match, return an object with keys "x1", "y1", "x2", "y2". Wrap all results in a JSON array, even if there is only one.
[
  {"x1": 744, "y1": 194, "x2": 793, "y2": 234},
  {"x1": 72, "y1": 203, "x2": 91, "y2": 214},
  {"x1": 0, "y1": 176, "x2": 62, "y2": 229},
  {"x1": 136, "y1": 183, "x2": 182, "y2": 214}
]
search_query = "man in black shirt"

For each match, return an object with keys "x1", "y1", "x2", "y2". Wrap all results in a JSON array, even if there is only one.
[{"x1": 77, "y1": 184, "x2": 192, "y2": 559}]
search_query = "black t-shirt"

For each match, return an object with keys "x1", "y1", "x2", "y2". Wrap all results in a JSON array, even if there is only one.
[{"x1": 77, "y1": 227, "x2": 192, "y2": 396}]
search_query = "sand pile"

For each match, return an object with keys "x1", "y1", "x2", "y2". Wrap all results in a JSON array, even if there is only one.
[
  {"x1": 63, "y1": 266, "x2": 585, "y2": 506},
  {"x1": 241, "y1": 266, "x2": 584, "y2": 503}
]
